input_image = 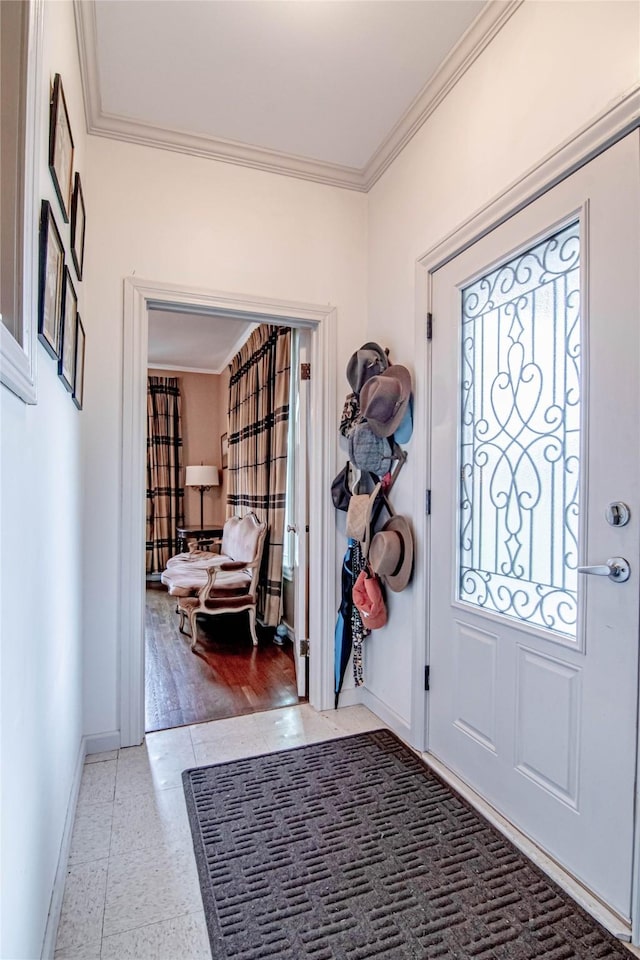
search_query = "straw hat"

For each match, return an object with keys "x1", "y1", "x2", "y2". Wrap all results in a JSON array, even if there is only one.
[{"x1": 368, "y1": 516, "x2": 414, "y2": 592}]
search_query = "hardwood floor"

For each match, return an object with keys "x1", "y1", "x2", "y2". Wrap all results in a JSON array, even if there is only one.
[{"x1": 145, "y1": 584, "x2": 301, "y2": 732}]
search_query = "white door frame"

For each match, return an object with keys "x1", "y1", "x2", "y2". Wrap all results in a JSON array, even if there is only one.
[
  {"x1": 120, "y1": 277, "x2": 337, "y2": 748},
  {"x1": 412, "y1": 88, "x2": 640, "y2": 938}
]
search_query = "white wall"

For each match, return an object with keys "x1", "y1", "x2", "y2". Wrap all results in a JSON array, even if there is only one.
[
  {"x1": 0, "y1": 3, "x2": 87, "y2": 957},
  {"x1": 364, "y1": 1, "x2": 640, "y2": 732},
  {"x1": 82, "y1": 139, "x2": 368, "y2": 737}
]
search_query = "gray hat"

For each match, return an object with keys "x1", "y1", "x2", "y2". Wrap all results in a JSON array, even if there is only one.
[
  {"x1": 360, "y1": 365, "x2": 412, "y2": 438},
  {"x1": 346, "y1": 342, "x2": 388, "y2": 395},
  {"x1": 349, "y1": 422, "x2": 393, "y2": 476}
]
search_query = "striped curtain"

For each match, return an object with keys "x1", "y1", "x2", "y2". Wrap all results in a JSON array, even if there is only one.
[
  {"x1": 146, "y1": 377, "x2": 184, "y2": 575},
  {"x1": 227, "y1": 325, "x2": 291, "y2": 626}
]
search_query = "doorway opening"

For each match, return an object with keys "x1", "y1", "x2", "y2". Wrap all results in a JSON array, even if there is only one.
[
  {"x1": 120, "y1": 277, "x2": 337, "y2": 750},
  {"x1": 143, "y1": 306, "x2": 312, "y2": 732}
]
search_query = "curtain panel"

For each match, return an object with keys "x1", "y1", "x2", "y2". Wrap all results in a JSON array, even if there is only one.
[
  {"x1": 146, "y1": 376, "x2": 184, "y2": 575},
  {"x1": 227, "y1": 325, "x2": 291, "y2": 626}
]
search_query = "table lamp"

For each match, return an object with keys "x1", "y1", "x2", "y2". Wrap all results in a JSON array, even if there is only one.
[{"x1": 185, "y1": 464, "x2": 219, "y2": 529}]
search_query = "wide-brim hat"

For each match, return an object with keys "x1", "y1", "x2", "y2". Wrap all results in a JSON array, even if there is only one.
[
  {"x1": 394, "y1": 393, "x2": 413, "y2": 444},
  {"x1": 349, "y1": 422, "x2": 393, "y2": 477},
  {"x1": 360, "y1": 365, "x2": 412, "y2": 438},
  {"x1": 368, "y1": 515, "x2": 414, "y2": 592},
  {"x1": 346, "y1": 342, "x2": 389, "y2": 395}
]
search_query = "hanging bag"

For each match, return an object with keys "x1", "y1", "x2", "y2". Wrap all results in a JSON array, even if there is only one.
[{"x1": 352, "y1": 568, "x2": 387, "y2": 630}]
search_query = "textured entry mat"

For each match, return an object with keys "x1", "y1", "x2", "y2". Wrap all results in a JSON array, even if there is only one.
[{"x1": 183, "y1": 729, "x2": 630, "y2": 959}]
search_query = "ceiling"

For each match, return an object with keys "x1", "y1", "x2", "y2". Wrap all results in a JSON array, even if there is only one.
[
  {"x1": 147, "y1": 308, "x2": 256, "y2": 374},
  {"x1": 89, "y1": 0, "x2": 516, "y2": 367},
  {"x1": 75, "y1": 0, "x2": 518, "y2": 191}
]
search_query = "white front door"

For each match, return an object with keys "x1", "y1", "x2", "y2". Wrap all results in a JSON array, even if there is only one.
[{"x1": 428, "y1": 132, "x2": 640, "y2": 920}]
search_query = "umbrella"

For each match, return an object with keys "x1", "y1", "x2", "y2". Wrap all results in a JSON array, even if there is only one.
[{"x1": 334, "y1": 541, "x2": 355, "y2": 708}]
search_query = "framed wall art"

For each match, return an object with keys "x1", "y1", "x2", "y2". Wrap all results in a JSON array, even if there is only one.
[
  {"x1": 48, "y1": 73, "x2": 74, "y2": 222},
  {"x1": 0, "y1": 0, "x2": 43, "y2": 403},
  {"x1": 37, "y1": 199, "x2": 65, "y2": 360},
  {"x1": 220, "y1": 432, "x2": 229, "y2": 470},
  {"x1": 70, "y1": 172, "x2": 85, "y2": 280},
  {"x1": 58, "y1": 266, "x2": 77, "y2": 392},
  {"x1": 72, "y1": 315, "x2": 85, "y2": 410}
]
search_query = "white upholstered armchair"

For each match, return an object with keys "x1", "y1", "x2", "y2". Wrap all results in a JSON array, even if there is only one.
[{"x1": 161, "y1": 513, "x2": 267, "y2": 648}]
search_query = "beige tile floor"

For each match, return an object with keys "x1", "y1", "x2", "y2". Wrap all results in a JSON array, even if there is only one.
[
  {"x1": 54, "y1": 703, "x2": 640, "y2": 960},
  {"x1": 54, "y1": 704, "x2": 383, "y2": 960}
]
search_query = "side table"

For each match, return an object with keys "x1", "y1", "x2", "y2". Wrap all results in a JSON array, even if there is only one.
[{"x1": 176, "y1": 525, "x2": 224, "y2": 553}]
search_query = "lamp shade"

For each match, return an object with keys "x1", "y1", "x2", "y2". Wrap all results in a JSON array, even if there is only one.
[{"x1": 185, "y1": 464, "x2": 219, "y2": 487}]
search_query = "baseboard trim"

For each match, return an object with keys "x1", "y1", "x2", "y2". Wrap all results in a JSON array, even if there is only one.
[
  {"x1": 334, "y1": 687, "x2": 362, "y2": 709},
  {"x1": 40, "y1": 737, "x2": 87, "y2": 960},
  {"x1": 85, "y1": 730, "x2": 121, "y2": 755},
  {"x1": 40, "y1": 729, "x2": 123, "y2": 958},
  {"x1": 360, "y1": 688, "x2": 412, "y2": 743},
  {"x1": 422, "y1": 752, "x2": 632, "y2": 944}
]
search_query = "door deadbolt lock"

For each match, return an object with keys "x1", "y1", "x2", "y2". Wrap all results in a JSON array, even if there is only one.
[{"x1": 605, "y1": 502, "x2": 630, "y2": 527}]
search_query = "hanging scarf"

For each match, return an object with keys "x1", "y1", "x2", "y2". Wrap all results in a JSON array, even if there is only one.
[{"x1": 350, "y1": 539, "x2": 370, "y2": 686}]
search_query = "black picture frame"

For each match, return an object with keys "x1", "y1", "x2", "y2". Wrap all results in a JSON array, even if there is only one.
[
  {"x1": 37, "y1": 199, "x2": 65, "y2": 360},
  {"x1": 72, "y1": 314, "x2": 85, "y2": 410},
  {"x1": 70, "y1": 172, "x2": 85, "y2": 280},
  {"x1": 221, "y1": 432, "x2": 229, "y2": 470},
  {"x1": 58, "y1": 267, "x2": 78, "y2": 392},
  {"x1": 48, "y1": 73, "x2": 74, "y2": 222}
]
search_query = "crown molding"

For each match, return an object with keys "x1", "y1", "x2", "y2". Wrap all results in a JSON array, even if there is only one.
[
  {"x1": 147, "y1": 362, "x2": 223, "y2": 376},
  {"x1": 219, "y1": 322, "x2": 260, "y2": 371},
  {"x1": 74, "y1": 0, "x2": 520, "y2": 193},
  {"x1": 362, "y1": 0, "x2": 523, "y2": 190}
]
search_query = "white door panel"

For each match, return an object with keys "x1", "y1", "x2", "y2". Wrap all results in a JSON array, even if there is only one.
[{"x1": 429, "y1": 132, "x2": 640, "y2": 918}]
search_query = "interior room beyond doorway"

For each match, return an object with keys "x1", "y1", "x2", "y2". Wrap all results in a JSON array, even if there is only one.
[{"x1": 144, "y1": 305, "x2": 305, "y2": 733}]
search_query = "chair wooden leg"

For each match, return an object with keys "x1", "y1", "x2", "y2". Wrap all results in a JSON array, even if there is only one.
[
  {"x1": 189, "y1": 611, "x2": 199, "y2": 650},
  {"x1": 248, "y1": 607, "x2": 258, "y2": 646},
  {"x1": 178, "y1": 607, "x2": 189, "y2": 635}
]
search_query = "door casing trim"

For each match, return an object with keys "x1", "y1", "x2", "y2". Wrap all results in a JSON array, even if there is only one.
[
  {"x1": 412, "y1": 86, "x2": 640, "y2": 941},
  {"x1": 120, "y1": 278, "x2": 337, "y2": 747}
]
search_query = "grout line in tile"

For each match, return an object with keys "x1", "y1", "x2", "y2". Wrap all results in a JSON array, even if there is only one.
[{"x1": 100, "y1": 905, "x2": 204, "y2": 944}]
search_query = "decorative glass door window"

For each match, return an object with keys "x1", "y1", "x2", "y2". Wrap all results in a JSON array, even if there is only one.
[{"x1": 459, "y1": 221, "x2": 581, "y2": 636}]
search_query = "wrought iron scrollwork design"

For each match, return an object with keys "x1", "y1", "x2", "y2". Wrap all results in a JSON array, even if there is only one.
[{"x1": 459, "y1": 221, "x2": 580, "y2": 636}]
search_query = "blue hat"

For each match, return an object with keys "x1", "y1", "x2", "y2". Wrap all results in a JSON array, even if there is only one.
[{"x1": 394, "y1": 393, "x2": 413, "y2": 444}]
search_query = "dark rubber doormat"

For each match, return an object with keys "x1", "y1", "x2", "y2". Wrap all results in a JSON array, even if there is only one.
[{"x1": 183, "y1": 729, "x2": 630, "y2": 959}]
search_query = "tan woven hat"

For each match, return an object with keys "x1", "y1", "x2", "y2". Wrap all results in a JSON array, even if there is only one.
[
  {"x1": 345, "y1": 482, "x2": 381, "y2": 556},
  {"x1": 368, "y1": 516, "x2": 414, "y2": 592}
]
